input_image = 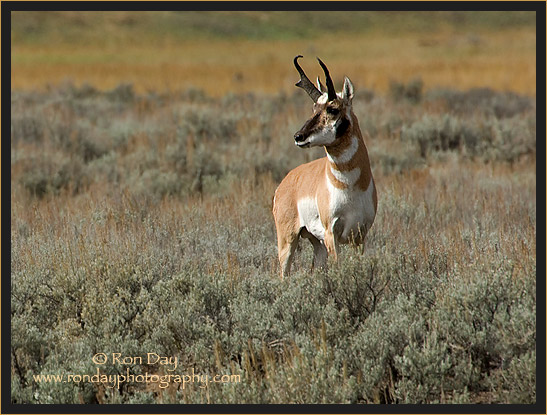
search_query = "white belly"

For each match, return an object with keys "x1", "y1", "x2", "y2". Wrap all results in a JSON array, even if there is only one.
[
  {"x1": 328, "y1": 176, "x2": 376, "y2": 244},
  {"x1": 297, "y1": 197, "x2": 326, "y2": 242},
  {"x1": 296, "y1": 176, "x2": 376, "y2": 245}
]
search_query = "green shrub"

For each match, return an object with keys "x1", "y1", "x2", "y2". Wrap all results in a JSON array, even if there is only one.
[
  {"x1": 426, "y1": 88, "x2": 533, "y2": 118},
  {"x1": 19, "y1": 156, "x2": 88, "y2": 197},
  {"x1": 400, "y1": 112, "x2": 535, "y2": 163},
  {"x1": 401, "y1": 114, "x2": 481, "y2": 158},
  {"x1": 390, "y1": 78, "x2": 423, "y2": 104},
  {"x1": 11, "y1": 83, "x2": 536, "y2": 404}
]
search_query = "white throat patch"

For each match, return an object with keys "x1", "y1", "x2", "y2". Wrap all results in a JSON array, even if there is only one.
[
  {"x1": 327, "y1": 136, "x2": 359, "y2": 165},
  {"x1": 329, "y1": 166, "x2": 361, "y2": 187}
]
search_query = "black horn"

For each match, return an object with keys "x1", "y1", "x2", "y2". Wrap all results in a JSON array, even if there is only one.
[
  {"x1": 317, "y1": 57, "x2": 337, "y2": 102},
  {"x1": 294, "y1": 55, "x2": 322, "y2": 102}
]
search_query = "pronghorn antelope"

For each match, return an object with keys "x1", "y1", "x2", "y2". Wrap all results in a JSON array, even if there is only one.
[{"x1": 273, "y1": 56, "x2": 377, "y2": 278}]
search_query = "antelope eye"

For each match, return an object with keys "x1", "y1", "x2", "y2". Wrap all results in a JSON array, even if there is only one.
[{"x1": 326, "y1": 107, "x2": 340, "y2": 116}]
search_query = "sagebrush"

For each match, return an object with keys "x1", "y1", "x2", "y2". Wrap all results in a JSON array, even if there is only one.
[{"x1": 11, "y1": 82, "x2": 536, "y2": 404}]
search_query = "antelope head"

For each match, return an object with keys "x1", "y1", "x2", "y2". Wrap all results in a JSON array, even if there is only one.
[{"x1": 293, "y1": 55, "x2": 354, "y2": 148}]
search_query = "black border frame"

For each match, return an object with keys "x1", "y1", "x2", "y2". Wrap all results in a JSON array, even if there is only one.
[{"x1": 2, "y1": 2, "x2": 545, "y2": 414}]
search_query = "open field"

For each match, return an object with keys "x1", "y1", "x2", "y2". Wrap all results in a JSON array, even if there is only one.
[
  {"x1": 12, "y1": 11, "x2": 536, "y2": 95},
  {"x1": 10, "y1": 11, "x2": 536, "y2": 404}
]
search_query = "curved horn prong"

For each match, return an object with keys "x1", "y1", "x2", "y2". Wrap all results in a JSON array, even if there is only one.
[
  {"x1": 316, "y1": 76, "x2": 326, "y2": 93},
  {"x1": 294, "y1": 55, "x2": 322, "y2": 102},
  {"x1": 317, "y1": 57, "x2": 337, "y2": 102}
]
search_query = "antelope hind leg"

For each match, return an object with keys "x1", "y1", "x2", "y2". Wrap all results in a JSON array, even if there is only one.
[{"x1": 278, "y1": 235, "x2": 299, "y2": 278}]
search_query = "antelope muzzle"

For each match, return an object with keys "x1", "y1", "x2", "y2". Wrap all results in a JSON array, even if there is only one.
[{"x1": 294, "y1": 113, "x2": 321, "y2": 148}]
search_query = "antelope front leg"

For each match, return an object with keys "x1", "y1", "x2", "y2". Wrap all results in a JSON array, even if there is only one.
[
  {"x1": 324, "y1": 230, "x2": 339, "y2": 263},
  {"x1": 311, "y1": 239, "x2": 328, "y2": 272}
]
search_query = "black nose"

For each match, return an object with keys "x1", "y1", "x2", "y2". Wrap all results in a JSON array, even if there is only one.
[{"x1": 294, "y1": 132, "x2": 305, "y2": 142}]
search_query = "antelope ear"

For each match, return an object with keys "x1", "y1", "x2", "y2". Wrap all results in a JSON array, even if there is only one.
[{"x1": 342, "y1": 77, "x2": 354, "y2": 104}]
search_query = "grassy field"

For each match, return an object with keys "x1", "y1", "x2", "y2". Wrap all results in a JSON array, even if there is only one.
[
  {"x1": 12, "y1": 11, "x2": 536, "y2": 95},
  {"x1": 10, "y1": 11, "x2": 536, "y2": 404}
]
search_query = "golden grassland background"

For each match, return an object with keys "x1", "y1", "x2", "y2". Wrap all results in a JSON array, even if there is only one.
[{"x1": 11, "y1": 11, "x2": 536, "y2": 95}]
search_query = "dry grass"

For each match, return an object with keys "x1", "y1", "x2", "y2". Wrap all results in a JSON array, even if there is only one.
[{"x1": 12, "y1": 29, "x2": 536, "y2": 96}]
